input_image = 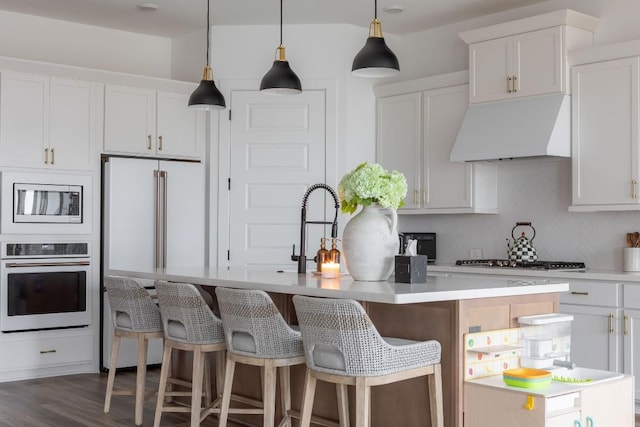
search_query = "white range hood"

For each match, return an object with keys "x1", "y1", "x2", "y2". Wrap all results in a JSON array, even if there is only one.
[{"x1": 450, "y1": 93, "x2": 571, "y2": 162}]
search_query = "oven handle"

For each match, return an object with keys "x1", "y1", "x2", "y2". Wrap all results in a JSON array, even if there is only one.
[{"x1": 5, "y1": 261, "x2": 90, "y2": 268}]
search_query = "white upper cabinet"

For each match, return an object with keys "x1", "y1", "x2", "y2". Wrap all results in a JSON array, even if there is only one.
[
  {"x1": 375, "y1": 72, "x2": 497, "y2": 214},
  {"x1": 0, "y1": 71, "x2": 97, "y2": 170},
  {"x1": 376, "y1": 93, "x2": 422, "y2": 209},
  {"x1": 104, "y1": 84, "x2": 204, "y2": 160},
  {"x1": 460, "y1": 9, "x2": 598, "y2": 104},
  {"x1": 469, "y1": 27, "x2": 563, "y2": 103},
  {"x1": 570, "y1": 55, "x2": 640, "y2": 211}
]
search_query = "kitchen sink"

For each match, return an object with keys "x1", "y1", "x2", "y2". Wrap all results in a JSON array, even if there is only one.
[{"x1": 550, "y1": 367, "x2": 624, "y2": 386}]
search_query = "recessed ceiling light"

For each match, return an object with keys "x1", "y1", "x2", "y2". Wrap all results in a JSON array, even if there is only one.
[
  {"x1": 383, "y1": 5, "x2": 405, "y2": 14},
  {"x1": 137, "y1": 3, "x2": 158, "y2": 11}
]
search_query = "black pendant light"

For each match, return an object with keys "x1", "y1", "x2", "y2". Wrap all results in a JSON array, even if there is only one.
[
  {"x1": 260, "y1": 0, "x2": 302, "y2": 95},
  {"x1": 352, "y1": 0, "x2": 399, "y2": 78},
  {"x1": 188, "y1": 0, "x2": 226, "y2": 110}
]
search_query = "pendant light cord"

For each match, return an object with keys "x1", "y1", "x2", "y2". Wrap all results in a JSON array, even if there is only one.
[
  {"x1": 279, "y1": 0, "x2": 283, "y2": 45},
  {"x1": 374, "y1": 0, "x2": 377, "y2": 19},
  {"x1": 206, "y1": 0, "x2": 210, "y2": 66}
]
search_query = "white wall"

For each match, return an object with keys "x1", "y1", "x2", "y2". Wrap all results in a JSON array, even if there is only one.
[
  {"x1": 0, "y1": 10, "x2": 172, "y2": 78},
  {"x1": 396, "y1": 0, "x2": 640, "y2": 271},
  {"x1": 172, "y1": 23, "x2": 386, "y2": 182}
]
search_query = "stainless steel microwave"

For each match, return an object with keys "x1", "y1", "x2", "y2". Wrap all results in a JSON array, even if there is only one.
[
  {"x1": 13, "y1": 183, "x2": 82, "y2": 223},
  {"x1": 1, "y1": 172, "x2": 91, "y2": 234}
]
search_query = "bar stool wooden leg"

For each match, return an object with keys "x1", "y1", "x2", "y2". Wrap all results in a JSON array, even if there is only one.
[
  {"x1": 104, "y1": 333, "x2": 121, "y2": 414},
  {"x1": 134, "y1": 334, "x2": 149, "y2": 425},
  {"x1": 299, "y1": 370, "x2": 317, "y2": 427},
  {"x1": 336, "y1": 384, "x2": 350, "y2": 427},
  {"x1": 202, "y1": 353, "x2": 212, "y2": 407},
  {"x1": 355, "y1": 377, "x2": 370, "y2": 427},
  {"x1": 214, "y1": 350, "x2": 226, "y2": 399},
  {"x1": 191, "y1": 347, "x2": 205, "y2": 427},
  {"x1": 218, "y1": 356, "x2": 236, "y2": 427},
  {"x1": 278, "y1": 366, "x2": 292, "y2": 427},
  {"x1": 154, "y1": 344, "x2": 173, "y2": 427},
  {"x1": 428, "y1": 364, "x2": 444, "y2": 427},
  {"x1": 263, "y1": 361, "x2": 277, "y2": 427}
]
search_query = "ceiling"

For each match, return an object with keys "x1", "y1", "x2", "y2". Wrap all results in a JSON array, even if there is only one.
[{"x1": 0, "y1": 0, "x2": 549, "y2": 38}]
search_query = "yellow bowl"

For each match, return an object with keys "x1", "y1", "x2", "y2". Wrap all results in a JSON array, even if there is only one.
[{"x1": 503, "y1": 368, "x2": 551, "y2": 388}]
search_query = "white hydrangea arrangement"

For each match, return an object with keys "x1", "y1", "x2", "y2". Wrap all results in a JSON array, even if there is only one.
[{"x1": 338, "y1": 162, "x2": 407, "y2": 214}]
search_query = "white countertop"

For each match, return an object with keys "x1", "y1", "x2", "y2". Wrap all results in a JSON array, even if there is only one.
[
  {"x1": 107, "y1": 267, "x2": 569, "y2": 304},
  {"x1": 429, "y1": 264, "x2": 640, "y2": 283}
]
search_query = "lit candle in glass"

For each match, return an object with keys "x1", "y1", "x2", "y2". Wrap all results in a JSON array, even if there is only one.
[{"x1": 321, "y1": 262, "x2": 340, "y2": 278}]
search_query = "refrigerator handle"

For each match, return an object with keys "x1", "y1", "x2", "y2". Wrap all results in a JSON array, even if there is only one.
[
  {"x1": 161, "y1": 170, "x2": 168, "y2": 269},
  {"x1": 154, "y1": 170, "x2": 162, "y2": 269}
]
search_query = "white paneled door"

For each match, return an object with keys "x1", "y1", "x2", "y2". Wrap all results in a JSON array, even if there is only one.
[{"x1": 225, "y1": 89, "x2": 327, "y2": 269}]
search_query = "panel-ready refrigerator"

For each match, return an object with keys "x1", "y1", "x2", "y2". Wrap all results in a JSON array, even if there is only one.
[{"x1": 101, "y1": 156, "x2": 205, "y2": 369}]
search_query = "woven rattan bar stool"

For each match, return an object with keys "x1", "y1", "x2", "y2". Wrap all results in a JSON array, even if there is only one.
[
  {"x1": 103, "y1": 275, "x2": 164, "y2": 426},
  {"x1": 215, "y1": 287, "x2": 306, "y2": 427},
  {"x1": 154, "y1": 280, "x2": 226, "y2": 427},
  {"x1": 293, "y1": 295, "x2": 444, "y2": 427}
]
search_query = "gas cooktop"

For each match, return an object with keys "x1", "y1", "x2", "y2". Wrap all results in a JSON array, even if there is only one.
[{"x1": 455, "y1": 259, "x2": 587, "y2": 271}]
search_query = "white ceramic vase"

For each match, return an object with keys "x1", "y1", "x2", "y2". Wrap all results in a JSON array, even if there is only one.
[{"x1": 342, "y1": 203, "x2": 399, "y2": 281}]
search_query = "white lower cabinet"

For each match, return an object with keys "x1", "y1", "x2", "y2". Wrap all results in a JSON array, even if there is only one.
[
  {"x1": 0, "y1": 329, "x2": 94, "y2": 382},
  {"x1": 465, "y1": 376, "x2": 634, "y2": 427},
  {"x1": 559, "y1": 281, "x2": 621, "y2": 372}
]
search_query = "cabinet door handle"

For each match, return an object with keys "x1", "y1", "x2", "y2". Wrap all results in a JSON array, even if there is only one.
[
  {"x1": 40, "y1": 349, "x2": 57, "y2": 354},
  {"x1": 633, "y1": 180, "x2": 638, "y2": 199},
  {"x1": 422, "y1": 190, "x2": 427, "y2": 205},
  {"x1": 50, "y1": 148, "x2": 55, "y2": 165},
  {"x1": 158, "y1": 135, "x2": 163, "y2": 151},
  {"x1": 507, "y1": 76, "x2": 513, "y2": 93},
  {"x1": 624, "y1": 314, "x2": 629, "y2": 336},
  {"x1": 414, "y1": 190, "x2": 418, "y2": 205},
  {"x1": 570, "y1": 291, "x2": 589, "y2": 296},
  {"x1": 512, "y1": 75, "x2": 518, "y2": 93},
  {"x1": 147, "y1": 134, "x2": 152, "y2": 150},
  {"x1": 608, "y1": 313, "x2": 615, "y2": 334},
  {"x1": 44, "y1": 148, "x2": 49, "y2": 164}
]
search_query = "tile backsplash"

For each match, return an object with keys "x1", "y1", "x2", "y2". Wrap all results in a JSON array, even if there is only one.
[{"x1": 399, "y1": 158, "x2": 640, "y2": 271}]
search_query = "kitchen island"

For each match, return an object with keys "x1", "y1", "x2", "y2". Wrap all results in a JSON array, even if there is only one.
[{"x1": 108, "y1": 267, "x2": 569, "y2": 427}]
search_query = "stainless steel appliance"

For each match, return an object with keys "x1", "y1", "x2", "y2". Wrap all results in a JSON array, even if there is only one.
[
  {"x1": 13, "y1": 183, "x2": 82, "y2": 223},
  {"x1": 399, "y1": 232, "x2": 436, "y2": 263},
  {"x1": 101, "y1": 156, "x2": 205, "y2": 368},
  {"x1": 455, "y1": 259, "x2": 587, "y2": 271},
  {"x1": 0, "y1": 241, "x2": 91, "y2": 332},
  {"x1": 1, "y1": 172, "x2": 91, "y2": 234}
]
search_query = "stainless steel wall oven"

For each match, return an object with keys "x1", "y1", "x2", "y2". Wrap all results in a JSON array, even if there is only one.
[{"x1": 0, "y1": 242, "x2": 91, "y2": 332}]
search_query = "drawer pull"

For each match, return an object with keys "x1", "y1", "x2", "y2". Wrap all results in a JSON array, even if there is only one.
[
  {"x1": 570, "y1": 291, "x2": 589, "y2": 296},
  {"x1": 40, "y1": 349, "x2": 57, "y2": 354}
]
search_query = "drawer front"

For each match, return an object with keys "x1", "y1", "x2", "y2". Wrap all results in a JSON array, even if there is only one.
[
  {"x1": 623, "y1": 284, "x2": 640, "y2": 309},
  {"x1": 559, "y1": 281, "x2": 619, "y2": 307},
  {"x1": 0, "y1": 333, "x2": 94, "y2": 372}
]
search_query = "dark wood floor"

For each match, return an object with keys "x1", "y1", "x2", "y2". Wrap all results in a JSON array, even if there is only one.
[
  {"x1": 0, "y1": 368, "x2": 245, "y2": 427},
  {"x1": 0, "y1": 370, "x2": 638, "y2": 426}
]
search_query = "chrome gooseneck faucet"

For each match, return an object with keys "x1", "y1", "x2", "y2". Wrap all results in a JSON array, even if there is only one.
[{"x1": 291, "y1": 183, "x2": 340, "y2": 274}]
